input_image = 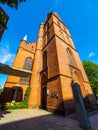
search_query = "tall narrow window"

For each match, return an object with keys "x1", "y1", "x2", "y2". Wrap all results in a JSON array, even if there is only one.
[
  {"x1": 67, "y1": 48, "x2": 76, "y2": 67},
  {"x1": 59, "y1": 29, "x2": 64, "y2": 40},
  {"x1": 66, "y1": 36, "x2": 72, "y2": 46},
  {"x1": 20, "y1": 57, "x2": 33, "y2": 84},
  {"x1": 63, "y1": 26, "x2": 67, "y2": 34},
  {"x1": 43, "y1": 51, "x2": 47, "y2": 69},
  {"x1": 47, "y1": 22, "x2": 50, "y2": 30},
  {"x1": 47, "y1": 31, "x2": 50, "y2": 42},
  {"x1": 57, "y1": 20, "x2": 60, "y2": 27}
]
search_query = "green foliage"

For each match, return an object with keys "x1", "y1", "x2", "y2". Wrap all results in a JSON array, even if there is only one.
[
  {"x1": 0, "y1": 88, "x2": 3, "y2": 95},
  {"x1": 1, "y1": 86, "x2": 31, "y2": 110},
  {"x1": 0, "y1": 0, "x2": 26, "y2": 28},
  {"x1": 6, "y1": 102, "x2": 28, "y2": 110},
  {"x1": 82, "y1": 60, "x2": 98, "y2": 96},
  {"x1": 0, "y1": 0, "x2": 26, "y2": 9},
  {"x1": 0, "y1": 11, "x2": 7, "y2": 28},
  {"x1": 23, "y1": 86, "x2": 31, "y2": 105}
]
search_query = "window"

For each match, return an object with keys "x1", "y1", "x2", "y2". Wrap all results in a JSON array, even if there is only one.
[
  {"x1": 20, "y1": 75, "x2": 30, "y2": 84},
  {"x1": 43, "y1": 51, "x2": 47, "y2": 69},
  {"x1": 59, "y1": 29, "x2": 64, "y2": 40},
  {"x1": 24, "y1": 58, "x2": 33, "y2": 71},
  {"x1": 20, "y1": 58, "x2": 33, "y2": 84},
  {"x1": 31, "y1": 46, "x2": 34, "y2": 51},
  {"x1": 57, "y1": 20, "x2": 60, "y2": 27},
  {"x1": 67, "y1": 48, "x2": 76, "y2": 67},
  {"x1": 47, "y1": 22, "x2": 50, "y2": 30},
  {"x1": 66, "y1": 36, "x2": 72, "y2": 46},
  {"x1": 63, "y1": 26, "x2": 67, "y2": 34},
  {"x1": 47, "y1": 31, "x2": 50, "y2": 42}
]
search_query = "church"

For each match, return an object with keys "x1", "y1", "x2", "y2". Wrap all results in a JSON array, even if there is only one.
[{"x1": 3, "y1": 12, "x2": 96, "y2": 115}]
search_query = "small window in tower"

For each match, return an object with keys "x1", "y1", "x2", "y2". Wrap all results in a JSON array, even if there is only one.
[
  {"x1": 59, "y1": 29, "x2": 64, "y2": 40},
  {"x1": 66, "y1": 36, "x2": 72, "y2": 46},
  {"x1": 43, "y1": 51, "x2": 47, "y2": 69},
  {"x1": 31, "y1": 46, "x2": 34, "y2": 51},
  {"x1": 63, "y1": 26, "x2": 67, "y2": 34},
  {"x1": 57, "y1": 20, "x2": 60, "y2": 27},
  {"x1": 59, "y1": 29, "x2": 63, "y2": 34},
  {"x1": 47, "y1": 22, "x2": 50, "y2": 30},
  {"x1": 47, "y1": 31, "x2": 50, "y2": 42}
]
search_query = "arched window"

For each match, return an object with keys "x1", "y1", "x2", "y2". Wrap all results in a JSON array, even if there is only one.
[
  {"x1": 24, "y1": 58, "x2": 33, "y2": 71},
  {"x1": 20, "y1": 57, "x2": 33, "y2": 84},
  {"x1": 67, "y1": 48, "x2": 76, "y2": 67},
  {"x1": 43, "y1": 51, "x2": 47, "y2": 69}
]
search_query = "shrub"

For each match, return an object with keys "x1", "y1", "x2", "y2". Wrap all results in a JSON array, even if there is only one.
[
  {"x1": 6, "y1": 102, "x2": 28, "y2": 110},
  {"x1": 23, "y1": 86, "x2": 31, "y2": 105},
  {"x1": 2, "y1": 86, "x2": 31, "y2": 110}
]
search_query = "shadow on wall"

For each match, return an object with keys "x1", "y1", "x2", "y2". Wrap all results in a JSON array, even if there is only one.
[
  {"x1": 47, "y1": 94, "x2": 97, "y2": 116},
  {"x1": 0, "y1": 87, "x2": 23, "y2": 104}
]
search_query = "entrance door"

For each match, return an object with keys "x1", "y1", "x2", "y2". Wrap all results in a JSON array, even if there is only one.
[
  {"x1": 72, "y1": 70, "x2": 87, "y2": 98},
  {"x1": 42, "y1": 87, "x2": 47, "y2": 109}
]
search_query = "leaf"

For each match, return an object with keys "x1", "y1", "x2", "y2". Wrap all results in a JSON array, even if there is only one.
[{"x1": 82, "y1": 60, "x2": 98, "y2": 96}]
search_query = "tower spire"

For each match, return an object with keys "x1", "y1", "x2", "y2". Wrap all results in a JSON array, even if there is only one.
[{"x1": 22, "y1": 35, "x2": 27, "y2": 41}]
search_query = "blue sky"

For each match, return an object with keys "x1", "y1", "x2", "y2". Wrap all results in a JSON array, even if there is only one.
[{"x1": 0, "y1": 0, "x2": 98, "y2": 88}]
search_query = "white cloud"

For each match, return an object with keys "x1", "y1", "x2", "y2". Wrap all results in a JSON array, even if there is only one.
[
  {"x1": 1, "y1": 54, "x2": 14, "y2": 64},
  {"x1": 88, "y1": 52, "x2": 95, "y2": 58},
  {"x1": 0, "y1": 43, "x2": 15, "y2": 65}
]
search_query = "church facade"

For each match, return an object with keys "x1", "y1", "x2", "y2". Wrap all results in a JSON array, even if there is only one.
[{"x1": 3, "y1": 12, "x2": 96, "y2": 115}]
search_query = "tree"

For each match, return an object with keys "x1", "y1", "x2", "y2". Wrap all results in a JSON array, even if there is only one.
[
  {"x1": 82, "y1": 60, "x2": 98, "y2": 98},
  {"x1": 0, "y1": 10, "x2": 7, "y2": 28},
  {"x1": 0, "y1": 88, "x2": 3, "y2": 95},
  {"x1": 0, "y1": 0, "x2": 26, "y2": 28},
  {"x1": 0, "y1": 0, "x2": 26, "y2": 9}
]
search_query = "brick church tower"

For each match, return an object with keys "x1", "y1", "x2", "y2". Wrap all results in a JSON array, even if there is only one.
[{"x1": 3, "y1": 12, "x2": 96, "y2": 115}]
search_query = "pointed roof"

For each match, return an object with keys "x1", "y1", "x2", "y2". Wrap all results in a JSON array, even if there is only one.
[
  {"x1": 45, "y1": 12, "x2": 61, "y2": 22},
  {"x1": 46, "y1": 12, "x2": 61, "y2": 20},
  {"x1": 22, "y1": 35, "x2": 27, "y2": 41},
  {"x1": 52, "y1": 12, "x2": 61, "y2": 19}
]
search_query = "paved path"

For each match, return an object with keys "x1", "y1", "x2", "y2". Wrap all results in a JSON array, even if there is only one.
[{"x1": 0, "y1": 109, "x2": 98, "y2": 130}]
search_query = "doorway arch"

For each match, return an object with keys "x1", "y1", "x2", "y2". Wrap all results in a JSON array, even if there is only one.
[
  {"x1": 42, "y1": 86, "x2": 47, "y2": 109},
  {"x1": 72, "y1": 69, "x2": 87, "y2": 98},
  {"x1": 41, "y1": 74, "x2": 47, "y2": 109}
]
